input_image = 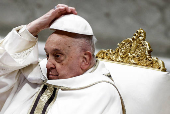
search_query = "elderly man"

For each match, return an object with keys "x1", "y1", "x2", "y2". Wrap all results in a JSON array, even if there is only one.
[{"x1": 0, "y1": 4, "x2": 123, "y2": 114}]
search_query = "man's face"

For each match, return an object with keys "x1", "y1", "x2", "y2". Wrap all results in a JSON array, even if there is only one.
[{"x1": 44, "y1": 32, "x2": 84, "y2": 80}]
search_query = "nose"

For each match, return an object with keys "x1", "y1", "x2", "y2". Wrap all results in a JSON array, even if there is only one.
[{"x1": 46, "y1": 58, "x2": 56, "y2": 69}]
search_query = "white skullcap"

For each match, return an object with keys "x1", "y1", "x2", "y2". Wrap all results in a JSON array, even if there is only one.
[{"x1": 50, "y1": 14, "x2": 94, "y2": 35}]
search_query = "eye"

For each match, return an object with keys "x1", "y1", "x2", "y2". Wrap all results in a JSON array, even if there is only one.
[
  {"x1": 46, "y1": 53, "x2": 49, "y2": 59},
  {"x1": 55, "y1": 54, "x2": 60, "y2": 58},
  {"x1": 54, "y1": 53, "x2": 65, "y2": 63}
]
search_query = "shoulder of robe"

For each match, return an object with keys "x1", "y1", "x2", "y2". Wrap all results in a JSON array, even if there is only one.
[
  {"x1": 76, "y1": 72, "x2": 118, "y2": 97},
  {"x1": 94, "y1": 79, "x2": 119, "y2": 96}
]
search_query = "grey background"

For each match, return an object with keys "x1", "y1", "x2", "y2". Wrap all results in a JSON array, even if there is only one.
[{"x1": 0, "y1": 0, "x2": 170, "y2": 71}]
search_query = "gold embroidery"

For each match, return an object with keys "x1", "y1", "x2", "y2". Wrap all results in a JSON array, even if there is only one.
[
  {"x1": 45, "y1": 90, "x2": 58, "y2": 114},
  {"x1": 28, "y1": 84, "x2": 44, "y2": 114},
  {"x1": 28, "y1": 84, "x2": 58, "y2": 114},
  {"x1": 96, "y1": 28, "x2": 166, "y2": 72},
  {"x1": 34, "y1": 85, "x2": 54, "y2": 114}
]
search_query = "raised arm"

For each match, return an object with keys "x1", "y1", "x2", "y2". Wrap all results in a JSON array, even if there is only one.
[
  {"x1": 0, "y1": 4, "x2": 77, "y2": 74},
  {"x1": 0, "y1": 4, "x2": 77, "y2": 111},
  {"x1": 27, "y1": 4, "x2": 77, "y2": 36}
]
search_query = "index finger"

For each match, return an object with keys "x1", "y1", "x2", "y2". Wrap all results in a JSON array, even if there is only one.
[
  {"x1": 69, "y1": 7, "x2": 77, "y2": 15},
  {"x1": 55, "y1": 4, "x2": 77, "y2": 15}
]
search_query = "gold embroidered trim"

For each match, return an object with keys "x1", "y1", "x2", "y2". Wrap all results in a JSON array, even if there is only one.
[
  {"x1": 28, "y1": 84, "x2": 44, "y2": 114},
  {"x1": 28, "y1": 84, "x2": 58, "y2": 114},
  {"x1": 34, "y1": 85, "x2": 54, "y2": 114},
  {"x1": 45, "y1": 89, "x2": 58, "y2": 114}
]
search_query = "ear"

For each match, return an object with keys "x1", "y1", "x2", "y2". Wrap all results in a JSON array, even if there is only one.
[{"x1": 80, "y1": 51, "x2": 92, "y2": 71}]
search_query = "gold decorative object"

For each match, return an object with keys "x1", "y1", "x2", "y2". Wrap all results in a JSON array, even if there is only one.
[{"x1": 96, "y1": 28, "x2": 166, "y2": 72}]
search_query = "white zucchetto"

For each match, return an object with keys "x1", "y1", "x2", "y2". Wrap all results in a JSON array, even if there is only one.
[{"x1": 50, "y1": 14, "x2": 94, "y2": 35}]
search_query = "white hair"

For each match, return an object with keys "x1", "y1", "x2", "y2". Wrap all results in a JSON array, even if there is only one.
[{"x1": 74, "y1": 34, "x2": 97, "y2": 57}]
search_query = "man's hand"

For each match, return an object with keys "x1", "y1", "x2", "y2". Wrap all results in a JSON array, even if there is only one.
[{"x1": 26, "y1": 4, "x2": 77, "y2": 36}]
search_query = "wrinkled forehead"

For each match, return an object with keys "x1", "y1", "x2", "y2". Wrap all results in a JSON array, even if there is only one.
[
  {"x1": 46, "y1": 31, "x2": 74, "y2": 45},
  {"x1": 45, "y1": 30, "x2": 81, "y2": 51},
  {"x1": 44, "y1": 34, "x2": 75, "y2": 55}
]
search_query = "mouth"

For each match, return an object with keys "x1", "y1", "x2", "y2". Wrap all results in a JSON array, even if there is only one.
[
  {"x1": 49, "y1": 74, "x2": 58, "y2": 77},
  {"x1": 47, "y1": 70, "x2": 59, "y2": 80},
  {"x1": 48, "y1": 74, "x2": 59, "y2": 80}
]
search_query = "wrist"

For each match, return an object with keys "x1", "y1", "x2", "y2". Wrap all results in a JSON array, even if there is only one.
[
  {"x1": 26, "y1": 21, "x2": 40, "y2": 37},
  {"x1": 19, "y1": 25, "x2": 38, "y2": 41}
]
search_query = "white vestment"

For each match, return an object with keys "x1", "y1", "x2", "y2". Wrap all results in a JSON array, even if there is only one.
[{"x1": 0, "y1": 26, "x2": 123, "y2": 114}]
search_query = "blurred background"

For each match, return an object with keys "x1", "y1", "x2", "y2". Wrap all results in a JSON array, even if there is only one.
[{"x1": 0, "y1": 0, "x2": 170, "y2": 72}]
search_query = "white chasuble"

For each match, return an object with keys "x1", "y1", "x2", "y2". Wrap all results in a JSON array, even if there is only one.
[{"x1": 0, "y1": 26, "x2": 123, "y2": 114}]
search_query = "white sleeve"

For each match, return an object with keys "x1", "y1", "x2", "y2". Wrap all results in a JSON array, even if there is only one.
[
  {"x1": 0, "y1": 25, "x2": 39, "y2": 74},
  {"x1": 0, "y1": 25, "x2": 39, "y2": 110}
]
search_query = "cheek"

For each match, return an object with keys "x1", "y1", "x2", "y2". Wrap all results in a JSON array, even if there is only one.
[
  {"x1": 68, "y1": 56, "x2": 82, "y2": 70},
  {"x1": 63, "y1": 57, "x2": 81, "y2": 72},
  {"x1": 54, "y1": 54, "x2": 83, "y2": 78}
]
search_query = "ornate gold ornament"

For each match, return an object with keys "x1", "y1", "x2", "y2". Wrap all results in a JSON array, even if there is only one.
[{"x1": 96, "y1": 28, "x2": 166, "y2": 72}]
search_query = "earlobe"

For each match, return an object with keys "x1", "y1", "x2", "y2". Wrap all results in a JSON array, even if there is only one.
[{"x1": 80, "y1": 51, "x2": 92, "y2": 71}]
